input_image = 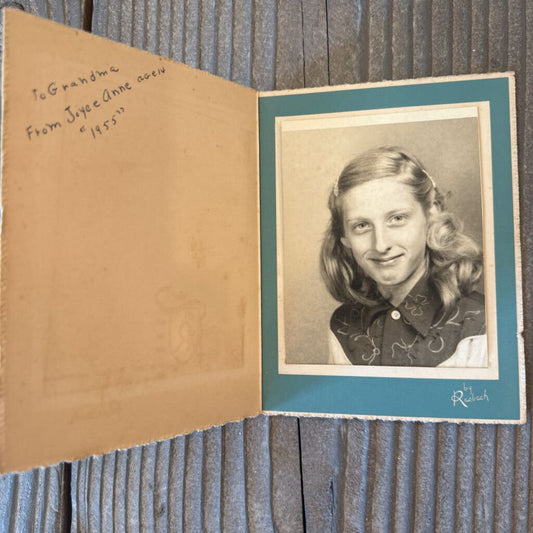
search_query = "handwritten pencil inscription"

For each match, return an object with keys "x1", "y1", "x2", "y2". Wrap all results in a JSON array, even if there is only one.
[
  {"x1": 31, "y1": 65, "x2": 120, "y2": 101},
  {"x1": 25, "y1": 65, "x2": 166, "y2": 142}
]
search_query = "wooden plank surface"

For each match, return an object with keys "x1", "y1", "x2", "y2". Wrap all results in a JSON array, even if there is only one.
[{"x1": 0, "y1": 1, "x2": 532, "y2": 531}]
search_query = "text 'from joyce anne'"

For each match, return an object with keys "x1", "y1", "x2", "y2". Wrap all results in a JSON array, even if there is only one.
[{"x1": 25, "y1": 65, "x2": 167, "y2": 142}]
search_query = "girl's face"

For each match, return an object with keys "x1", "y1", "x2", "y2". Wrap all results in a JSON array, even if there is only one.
[{"x1": 340, "y1": 176, "x2": 429, "y2": 305}]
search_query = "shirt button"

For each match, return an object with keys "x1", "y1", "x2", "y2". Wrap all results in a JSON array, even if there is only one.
[{"x1": 391, "y1": 310, "x2": 401, "y2": 320}]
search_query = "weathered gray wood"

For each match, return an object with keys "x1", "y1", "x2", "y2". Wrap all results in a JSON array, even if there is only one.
[
  {"x1": 1, "y1": 0, "x2": 84, "y2": 26},
  {"x1": 470, "y1": 0, "x2": 489, "y2": 73},
  {"x1": 0, "y1": 466, "x2": 62, "y2": 532},
  {"x1": 100, "y1": 451, "x2": 117, "y2": 531},
  {"x1": 113, "y1": 450, "x2": 129, "y2": 531},
  {"x1": 154, "y1": 0, "x2": 172, "y2": 57},
  {"x1": 214, "y1": 0, "x2": 232, "y2": 80},
  {"x1": 299, "y1": 418, "x2": 342, "y2": 532},
  {"x1": 153, "y1": 440, "x2": 171, "y2": 531},
  {"x1": 488, "y1": 0, "x2": 508, "y2": 72},
  {"x1": 522, "y1": 0, "x2": 533, "y2": 405},
  {"x1": 198, "y1": 0, "x2": 215, "y2": 73},
  {"x1": 338, "y1": 419, "x2": 370, "y2": 532},
  {"x1": 251, "y1": 0, "x2": 276, "y2": 91},
  {"x1": 392, "y1": 423, "x2": 416, "y2": 531},
  {"x1": 301, "y1": 0, "x2": 328, "y2": 88},
  {"x1": 512, "y1": 417, "x2": 531, "y2": 532},
  {"x1": 507, "y1": 0, "x2": 526, "y2": 142},
  {"x1": 0, "y1": 2, "x2": 531, "y2": 532},
  {"x1": 221, "y1": 421, "x2": 246, "y2": 531},
  {"x1": 131, "y1": 0, "x2": 147, "y2": 52},
  {"x1": 244, "y1": 415, "x2": 275, "y2": 532},
  {"x1": 167, "y1": 437, "x2": 186, "y2": 531},
  {"x1": 391, "y1": 0, "x2": 412, "y2": 80},
  {"x1": 413, "y1": 423, "x2": 437, "y2": 532},
  {"x1": 88, "y1": 455, "x2": 104, "y2": 532},
  {"x1": 451, "y1": 0, "x2": 471, "y2": 74},
  {"x1": 368, "y1": 0, "x2": 392, "y2": 81},
  {"x1": 326, "y1": 0, "x2": 367, "y2": 84},
  {"x1": 183, "y1": 431, "x2": 203, "y2": 532},
  {"x1": 435, "y1": 424, "x2": 458, "y2": 533},
  {"x1": 126, "y1": 446, "x2": 143, "y2": 531},
  {"x1": 473, "y1": 425, "x2": 497, "y2": 530},
  {"x1": 366, "y1": 421, "x2": 395, "y2": 531},
  {"x1": 244, "y1": 416, "x2": 274, "y2": 533},
  {"x1": 527, "y1": 419, "x2": 533, "y2": 532},
  {"x1": 91, "y1": 0, "x2": 109, "y2": 40},
  {"x1": 230, "y1": 0, "x2": 252, "y2": 86},
  {"x1": 169, "y1": 0, "x2": 186, "y2": 63},
  {"x1": 412, "y1": 0, "x2": 432, "y2": 78},
  {"x1": 184, "y1": 0, "x2": 202, "y2": 67},
  {"x1": 139, "y1": 443, "x2": 157, "y2": 531},
  {"x1": 494, "y1": 425, "x2": 516, "y2": 532},
  {"x1": 142, "y1": 0, "x2": 158, "y2": 54},
  {"x1": 455, "y1": 424, "x2": 476, "y2": 532},
  {"x1": 270, "y1": 417, "x2": 304, "y2": 533},
  {"x1": 71, "y1": 438, "x2": 189, "y2": 532},
  {"x1": 275, "y1": 0, "x2": 304, "y2": 90},
  {"x1": 431, "y1": 0, "x2": 452, "y2": 76},
  {"x1": 202, "y1": 426, "x2": 222, "y2": 532},
  {"x1": 71, "y1": 460, "x2": 82, "y2": 531}
]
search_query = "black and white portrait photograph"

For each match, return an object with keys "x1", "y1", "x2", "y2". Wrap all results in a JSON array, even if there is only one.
[{"x1": 276, "y1": 103, "x2": 498, "y2": 379}]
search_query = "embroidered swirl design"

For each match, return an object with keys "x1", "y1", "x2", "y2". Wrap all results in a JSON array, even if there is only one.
[
  {"x1": 391, "y1": 335, "x2": 419, "y2": 363},
  {"x1": 428, "y1": 332, "x2": 445, "y2": 353},
  {"x1": 404, "y1": 294, "x2": 428, "y2": 317},
  {"x1": 463, "y1": 310, "x2": 481, "y2": 320},
  {"x1": 349, "y1": 332, "x2": 381, "y2": 365},
  {"x1": 432, "y1": 306, "x2": 465, "y2": 329}
]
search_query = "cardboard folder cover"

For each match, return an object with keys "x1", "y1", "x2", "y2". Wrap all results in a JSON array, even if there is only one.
[
  {"x1": 1, "y1": 9, "x2": 261, "y2": 472},
  {"x1": 0, "y1": 10, "x2": 525, "y2": 472}
]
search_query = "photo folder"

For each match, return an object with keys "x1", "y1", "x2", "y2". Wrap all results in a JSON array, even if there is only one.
[{"x1": 0, "y1": 9, "x2": 524, "y2": 473}]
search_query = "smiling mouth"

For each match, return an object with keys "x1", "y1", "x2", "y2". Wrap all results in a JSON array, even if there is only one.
[{"x1": 370, "y1": 254, "x2": 403, "y2": 265}]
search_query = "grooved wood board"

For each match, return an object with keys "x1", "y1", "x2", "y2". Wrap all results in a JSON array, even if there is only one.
[{"x1": 0, "y1": 0, "x2": 531, "y2": 531}]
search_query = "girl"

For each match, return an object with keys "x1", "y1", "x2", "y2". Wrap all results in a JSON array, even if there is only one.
[{"x1": 321, "y1": 147, "x2": 487, "y2": 367}]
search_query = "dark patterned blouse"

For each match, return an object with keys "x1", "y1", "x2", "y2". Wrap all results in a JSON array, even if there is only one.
[{"x1": 329, "y1": 277, "x2": 486, "y2": 367}]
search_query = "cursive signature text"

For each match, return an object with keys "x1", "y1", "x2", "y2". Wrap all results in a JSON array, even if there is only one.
[{"x1": 451, "y1": 383, "x2": 489, "y2": 408}]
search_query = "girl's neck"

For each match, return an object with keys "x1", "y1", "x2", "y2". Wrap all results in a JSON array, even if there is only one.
[{"x1": 378, "y1": 260, "x2": 428, "y2": 307}]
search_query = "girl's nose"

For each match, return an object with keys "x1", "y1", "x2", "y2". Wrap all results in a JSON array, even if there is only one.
[{"x1": 373, "y1": 226, "x2": 391, "y2": 254}]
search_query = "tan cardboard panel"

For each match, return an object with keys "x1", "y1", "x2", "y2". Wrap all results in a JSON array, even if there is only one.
[{"x1": 1, "y1": 9, "x2": 261, "y2": 472}]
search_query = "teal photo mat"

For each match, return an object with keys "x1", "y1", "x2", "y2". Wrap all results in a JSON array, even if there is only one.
[{"x1": 259, "y1": 76, "x2": 521, "y2": 422}]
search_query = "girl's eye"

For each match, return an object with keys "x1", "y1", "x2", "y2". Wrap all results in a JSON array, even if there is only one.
[
  {"x1": 390, "y1": 214, "x2": 408, "y2": 225},
  {"x1": 351, "y1": 222, "x2": 370, "y2": 234}
]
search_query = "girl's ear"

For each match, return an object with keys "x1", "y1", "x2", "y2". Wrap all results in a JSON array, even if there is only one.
[{"x1": 341, "y1": 236, "x2": 351, "y2": 249}]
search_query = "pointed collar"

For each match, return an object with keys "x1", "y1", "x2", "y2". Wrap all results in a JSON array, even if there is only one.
[
  {"x1": 360, "y1": 276, "x2": 441, "y2": 337},
  {"x1": 397, "y1": 276, "x2": 441, "y2": 337}
]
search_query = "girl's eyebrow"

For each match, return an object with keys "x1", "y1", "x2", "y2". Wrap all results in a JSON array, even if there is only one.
[
  {"x1": 345, "y1": 207, "x2": 414, "y2": 223},
  {"x1": 385, "y1": 207, "x2": 413, "y2": 217},
  {"x1": 345, "y1": 216, "x2": 368, "y2": 224}
]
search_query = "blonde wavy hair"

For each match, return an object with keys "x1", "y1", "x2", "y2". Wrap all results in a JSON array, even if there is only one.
[{"x1": 320, "y1": 147, "x2": 483, "y2": 311}]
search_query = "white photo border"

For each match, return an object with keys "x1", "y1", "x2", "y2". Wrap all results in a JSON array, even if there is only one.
[{"x1": 275, "y1": 102, "x2": 498, "y2": 380}]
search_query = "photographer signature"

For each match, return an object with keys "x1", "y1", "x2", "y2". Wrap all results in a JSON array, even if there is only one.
[{"x1": 451, "y1": 383, "x2": 489, "y2": 407}]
